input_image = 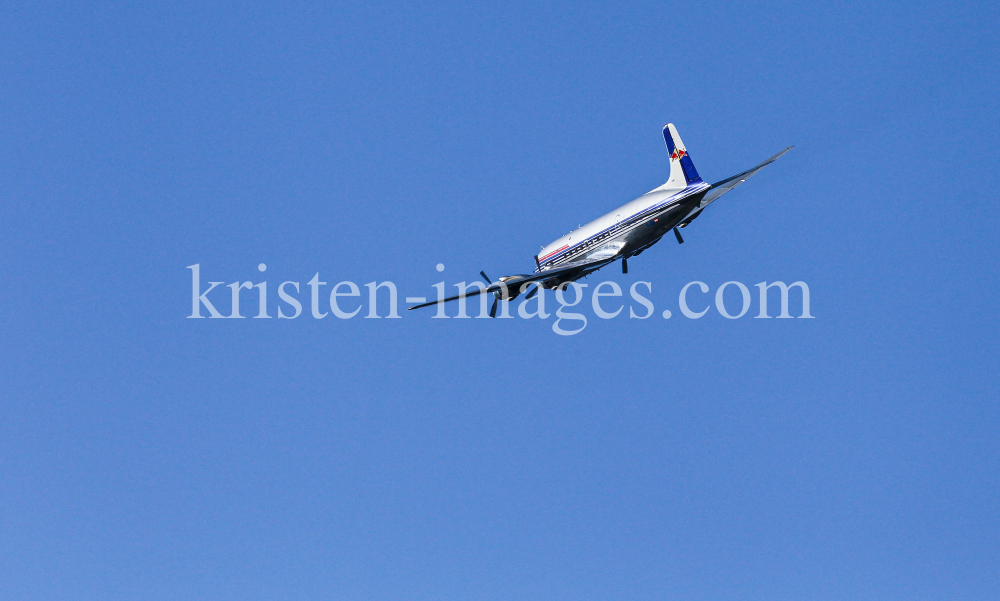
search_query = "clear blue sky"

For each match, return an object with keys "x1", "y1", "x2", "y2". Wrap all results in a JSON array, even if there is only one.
[{"x1": 2, "y1": 1, "x2": 998, "y2": 599}]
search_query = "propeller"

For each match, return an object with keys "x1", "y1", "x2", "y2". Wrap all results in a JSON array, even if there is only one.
[
  {"x1": 622, "y1": 258, "x2": 628, "y2": 274},
  {"x1": 673, "y1": 227, "x2": 684, "y2": 244},
  {"x1": 479, "y1": 270, "x2": 536, "y2": 317},
  {"x1": 481, "y1": 271, "x2": 499, "y2": 318}
]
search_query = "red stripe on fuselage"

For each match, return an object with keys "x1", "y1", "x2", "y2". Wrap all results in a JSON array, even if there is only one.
[{"x1": 539, "y1": 245, "x2": 569, "y2": 261}]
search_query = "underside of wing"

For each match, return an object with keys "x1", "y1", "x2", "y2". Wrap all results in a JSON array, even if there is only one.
[
  {"x1": 407, "y1": 256, "x2": 616, "y2": 311},
  {"x1": 676, "y1": 146, "x2": 792, "y2": 229},
  {"x1": 700, "y1": 146, "x2": 793, "y2": 206}
]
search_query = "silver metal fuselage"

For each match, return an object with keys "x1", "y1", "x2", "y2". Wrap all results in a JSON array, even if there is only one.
[{"x1": 535, "y1": 181, "x2": 711, "y2": 275}]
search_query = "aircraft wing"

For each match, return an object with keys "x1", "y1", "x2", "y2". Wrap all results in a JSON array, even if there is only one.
[
  {"x1": 699, "y1": 146, "x2": 793, "y2": 206},
  {"x1": 407, "y1": 256, "x2": 615, "y2": 311},
  {"x1": 675, "y1": 146, "x2": 791, "y2": 230}
]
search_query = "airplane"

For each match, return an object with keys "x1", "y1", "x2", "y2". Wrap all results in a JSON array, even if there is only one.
[{"x1": 408, "y1": 123, "x2": 792, "y2": 317}]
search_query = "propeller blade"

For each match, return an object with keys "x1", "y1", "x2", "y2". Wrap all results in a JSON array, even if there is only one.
[
  {"x1": 673, "y1": 227, "x2": 684, "y2": 244},
  {"x1": 480, "y1": 271, "x2": 492, "y2": 285},
  {"x1": 622, "y1": 258, "x2": 628, "y2": 274},
  {"x1": 524, "y1": 285, "x2": 538, "y2": 300},
  {"x1": 490, "y1": 297, "x2": 498, "y2": 318}
]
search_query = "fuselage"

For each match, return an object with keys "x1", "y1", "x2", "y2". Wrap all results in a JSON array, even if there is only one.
[{"x1": 536, "y1": 180, "x2": 711, "y2": 271}]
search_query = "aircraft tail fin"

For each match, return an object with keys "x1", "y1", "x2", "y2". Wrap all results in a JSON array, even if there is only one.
[{"x1": 662, "y1": 123, "x2": 703, "y2": 187}]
